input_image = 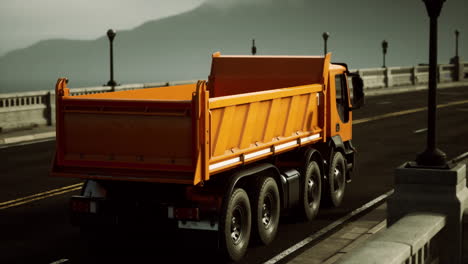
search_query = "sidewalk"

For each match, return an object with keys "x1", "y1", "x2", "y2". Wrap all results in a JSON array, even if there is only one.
[
  {"x1": 287, "y1": 203, "x2": 387, "y2": 264},
  {"x1": 0, "y1": 125, "x2": 55, "y2": 145}
]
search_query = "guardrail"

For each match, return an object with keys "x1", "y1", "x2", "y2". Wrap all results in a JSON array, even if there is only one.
[
  {"x1": 0, "y1": 61, "x2": 467, "y2": 133},
  {"x1": 336, "y1": 212, "x2": 446, "y2": 264},
  {"x1": 0, "y1": 80, "x2": 197, "y2": 132}
]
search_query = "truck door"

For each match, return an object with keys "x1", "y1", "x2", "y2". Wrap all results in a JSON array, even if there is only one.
[{"x1": 331, "y1": 72, "x2": 352, "y2": 142}]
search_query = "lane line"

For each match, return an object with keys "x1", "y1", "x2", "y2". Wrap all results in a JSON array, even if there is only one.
[
  {"x1": 0, "y1": 187, "x2": 81, "y2": 210},
  {"x1": 354, "y1": 99, "x2": 468, "y2": 125},
  {"x1": 414, "y1": 128, "x2": 428, "y2": 134},
  {"x1": 0, "y1": 183, "x2": 83, "y2": 210},
  {"x1": 50, "y1": 259, "x2": 69, "y2": 264},
  {"x1": 263, "y1": 190, "x2": 394, "y2": 264}
]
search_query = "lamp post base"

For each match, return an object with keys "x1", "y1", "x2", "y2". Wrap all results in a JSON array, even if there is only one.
[
  {"x1": 415, "y1": 147, "x2": 447, "y2": 167},
  {"x1": 107, "y1": 80, "x2": 117, "y2": 87}
]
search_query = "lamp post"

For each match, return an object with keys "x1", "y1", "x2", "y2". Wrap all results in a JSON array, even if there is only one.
[
  {"x1": 322, "y1": 32, "x2": 329, "y2": 55},
  {"x1": 382, "y1": 40, "x2": 388, "y2": 68},
  {"x1": 455, "y1": 30, "x2": 459, "y2": 58},
  {"x1": 106, "y1": 29, "x2": 117, "y2": 87},
  {"x1": 415, "y1": 0, "x2": 447, "y2": 167},
  {"x1": 251, "y1": 39, "x2": 257, "y2": 55}
]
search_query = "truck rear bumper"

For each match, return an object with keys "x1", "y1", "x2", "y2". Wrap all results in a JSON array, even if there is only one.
[{"x1": 70, "y1": 196, "x2": 218, "y2": 231}]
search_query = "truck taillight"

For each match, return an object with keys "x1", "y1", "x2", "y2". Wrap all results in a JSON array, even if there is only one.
[
  {"x1": 71, "y1": 199, "x2": 90, "y2": 213},
  {"x1": 174, "y1": 208, "x2": 199, "y2": 220}
]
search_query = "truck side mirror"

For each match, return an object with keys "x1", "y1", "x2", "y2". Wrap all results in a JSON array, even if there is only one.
[{"x1": 351, "y1": 75, "x2": 364, "y2": 110}]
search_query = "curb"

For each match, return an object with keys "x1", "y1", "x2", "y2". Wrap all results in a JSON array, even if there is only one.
[{"x1": 0, "y1": 131, "x2": 55, "y2": 145}]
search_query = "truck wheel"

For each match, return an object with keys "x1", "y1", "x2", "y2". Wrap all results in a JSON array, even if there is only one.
[
  {"x1": 301, "y1": 161, "x2": 322, "y2": 221},
  {"x1": 253, "y1": 177, "x2": 280, "y2": 245},
  {"x1": 324, "y1": 151, "x2": 346, "y2": 207},
  {"x1": 220, "y1": 188, "x2": 251, "y2": 262}
]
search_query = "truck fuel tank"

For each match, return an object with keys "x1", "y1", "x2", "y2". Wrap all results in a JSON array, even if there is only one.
[{"x1": 280, "y1": 169, "x2": 301, "y2": 210}]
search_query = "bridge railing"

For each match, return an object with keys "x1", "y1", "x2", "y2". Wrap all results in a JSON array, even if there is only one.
[
  {"x1": 0, "y1": 62, "x2": 467, "y2": 133},
  {"x1": 336, "y1": 212, "x2": 446, "y2": 264},
  {"x1": 0, "y1": 80, "x2": 197, "y2": 132}
]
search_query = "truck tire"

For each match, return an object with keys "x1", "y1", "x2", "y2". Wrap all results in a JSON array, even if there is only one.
[
  {"x1": 220, "y1": 188, "x2": 252, "y2": 262},
  {"x1": 301, "y1": 161, "x2": 322, "y2": 221},
  {"x1": 252, "y1": 176, "x2": 280, "y2": 245},
  {"x1": 323, "y1": 151, "x2": 346, "y2": 207}
]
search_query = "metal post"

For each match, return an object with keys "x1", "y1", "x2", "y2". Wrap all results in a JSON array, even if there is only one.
[
  {"x1": 106, "y1": 29, "x2": 117, "y2": 87},
  {"x1": 251, "y1": 39, "x2": 257, "y2": 55},
  {"x1": 322, "y1": 32, "x2": 329, "y2": 55},
  {"x1": 455, "y1": 30, "x2": 459, "y2": 57},
  {"x1": 382, "y1": 40, "x2": 388, "y2": 68},
  {"x1": 416, "y1": 0, "x2": 447, "y2": 167}
]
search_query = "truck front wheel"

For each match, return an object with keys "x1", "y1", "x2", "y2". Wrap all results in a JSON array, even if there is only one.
[
  {"x1": 221, "y1": 188, "x2": 252, "y2": 262},
  {"x1": 301, "y1": 161, "x2": 322, "y2": 221},
  {"x1": 253, "y1": 176, "x2": 280, "y2": 245},
  {"x1": 324, "y1": 151, "x2": 346, "y2": 207}
]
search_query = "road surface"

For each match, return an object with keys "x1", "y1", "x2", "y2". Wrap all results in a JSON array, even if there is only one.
[{"x1": 1, "y1": 86, "x2": 467, "y2": 264}]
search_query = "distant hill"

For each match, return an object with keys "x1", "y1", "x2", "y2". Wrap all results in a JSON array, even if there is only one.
[{"x1": 0, "y1": 0, "x2": 443, "y2": 93}]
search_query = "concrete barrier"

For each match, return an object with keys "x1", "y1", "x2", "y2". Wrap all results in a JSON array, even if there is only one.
[
  {"x1": 336, "y1": 213, "x2": 446, "y2": 264},
  {"x1": 0, "y1": 80, "x2": 198, "y2": 132}
]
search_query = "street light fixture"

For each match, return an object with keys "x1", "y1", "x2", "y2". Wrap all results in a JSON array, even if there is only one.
[
  {"x1": 415, "y1": 0, "x2": 447, "y2": 167},
  {"x1": 106, "y1": 29, "x2": 117, "y2": 87},
  {"x1": 322, "y1": 32, "x2": 330, "y2": 55},
  {"x1": 382, "y1": 40, "x2": 388, "y2": 68}
]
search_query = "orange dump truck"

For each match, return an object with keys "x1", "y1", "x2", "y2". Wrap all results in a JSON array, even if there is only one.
[{"x1": 51, "y1": 52, "x2": 364, "y2": 261}]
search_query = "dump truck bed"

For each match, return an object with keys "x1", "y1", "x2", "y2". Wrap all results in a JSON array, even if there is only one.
[{"x1": 52, "y1": 54, "x2": 331, "y2": 186}]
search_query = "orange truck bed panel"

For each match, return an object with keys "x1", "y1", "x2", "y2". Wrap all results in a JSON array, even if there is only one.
[{"x1": 52, "y1": 54, "x2": 331, "y2": 186}]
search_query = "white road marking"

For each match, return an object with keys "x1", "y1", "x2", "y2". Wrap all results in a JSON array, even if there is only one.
[
  {"x1": 263, "y1": 190, "x2": 394, "y2": 264},
  {"x1": 376, "y1": 101, "x2": 392, "y2": 105},
  {"x1": 413, "y1": 128, "x2": 428, "y2": 134},
  {"x1": 50, "y1": 259, "x2": 69, "y2": 264}
]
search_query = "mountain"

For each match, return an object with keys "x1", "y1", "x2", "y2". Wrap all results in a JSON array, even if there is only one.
[{"x1": 0, "y1": 0, "x2": 459, "y2": 93}]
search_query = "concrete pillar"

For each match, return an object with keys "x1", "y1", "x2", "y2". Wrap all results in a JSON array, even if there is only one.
[
  {"x1": 387, "y1": 162, "x2": 468, "y2": 263},
  {"x1": 456, "y1": 57, "x2": 463, "y2": 81},
  {"x1": 384, "y1": 67, "x2": 390, "y2": 88},
  {"x1": 411, "y1": 67, "x2": 417, "y2": 85},
  {"x1": 437, "y1": 64, "x2": 442, "y2": 83},
  {"x1": 46, "y1": 92, "x2": 55, "y2": 126}
]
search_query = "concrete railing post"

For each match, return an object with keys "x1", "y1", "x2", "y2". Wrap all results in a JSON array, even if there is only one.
[
  {"x1": 384, "y1": 67, "x2": 390, "y2": 88},
  {"x1": 47, "y1": 92, "x2": 56, "y2": 126},
  {"x1": 453, "y1": 57, "x2": 463, "y2": 81},
  {"x1": 437, "y1": 64, "x2": 442, "y2": 83},
  {"x1": 411, "y1": 66, "x2": 417, "y2": 85}
]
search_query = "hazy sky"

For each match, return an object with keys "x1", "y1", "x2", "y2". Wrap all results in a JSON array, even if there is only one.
[
  {"x1": 0, "y1": 0, "x2": 205, "y2": 56},
  {"x1": 1, "y1": 0, "x2": 466, "y2": 58}
]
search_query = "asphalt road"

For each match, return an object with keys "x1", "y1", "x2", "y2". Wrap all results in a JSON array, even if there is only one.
[{"x1": 1, "y1": 86, "x2": 467, "y2": 264}]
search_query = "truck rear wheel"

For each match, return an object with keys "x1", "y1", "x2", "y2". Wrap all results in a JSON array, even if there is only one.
[
  {"x1": 220, "y1": 188, "x2": 251, "y2": 262},
  {"x1": 323, "y1": 151, "x2": 346, "y2": 207},
  {"x1": 252, "y1": 176, "x2": 280, "y2": 245},
  {"x1": 301, "y1": 161, "x2": 322, "y2": 221}
]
